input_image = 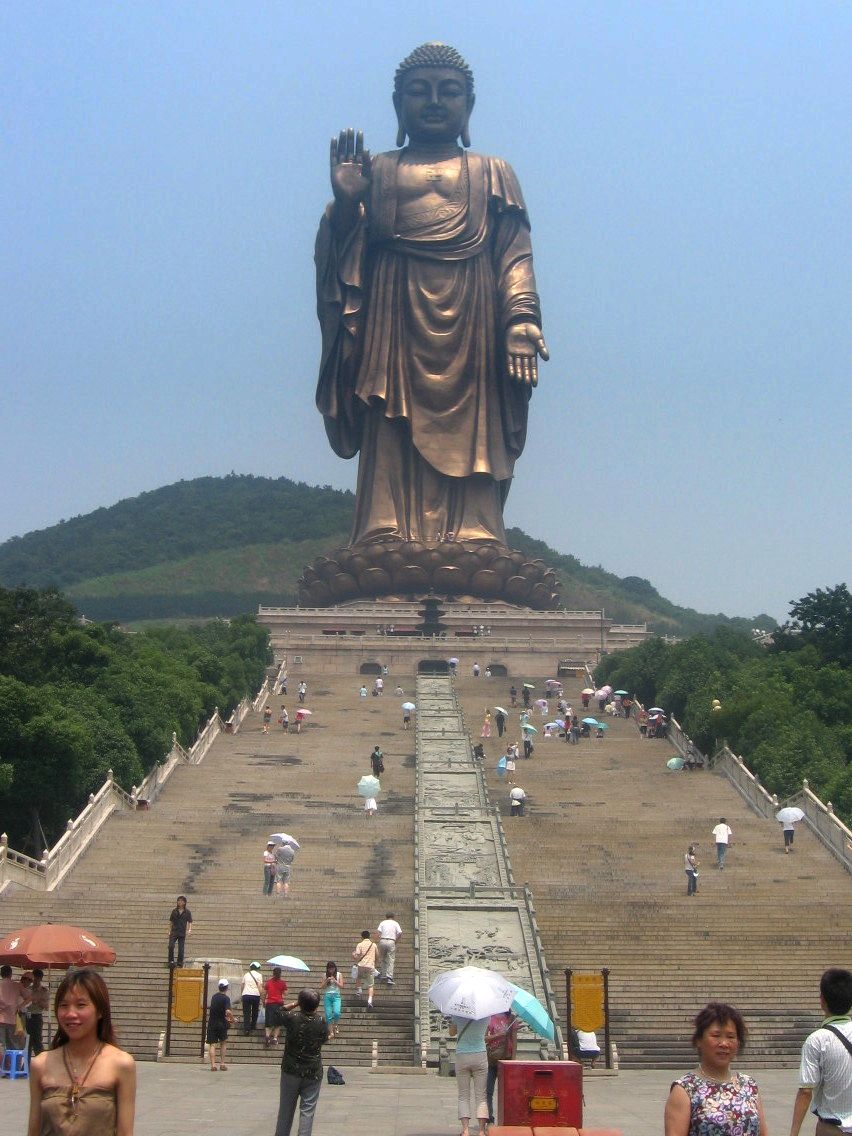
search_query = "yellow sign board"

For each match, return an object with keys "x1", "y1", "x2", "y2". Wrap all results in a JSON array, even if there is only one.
[
  {"x1": 570, "y1": 972, "x2": 605, "y2": 1031},
  {"x1": 171, "y1": 968, "x2": 204, "y2": 1024}
]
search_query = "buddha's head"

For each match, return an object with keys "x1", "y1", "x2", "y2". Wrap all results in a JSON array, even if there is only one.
[{"x1": 393, "y1": 42, "x2": 475, "y2": 148}]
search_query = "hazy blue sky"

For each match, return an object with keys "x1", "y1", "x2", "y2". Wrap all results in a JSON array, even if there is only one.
[{"x1": 2, "y1": 2, "x2": 850, "y2": 621}]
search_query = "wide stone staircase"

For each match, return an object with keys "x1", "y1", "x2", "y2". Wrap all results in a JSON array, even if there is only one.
[
  {"x1": 4, "y1": 663, "x2": 848, "y2": 1072},
  {"x1": 0, "y1": 674, "x2": 419, "y2": 1066},
  {"x1": 454, "y1": 673, "x2": 852, "y2": 1068}
]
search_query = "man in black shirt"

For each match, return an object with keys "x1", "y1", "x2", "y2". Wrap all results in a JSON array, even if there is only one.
[
  {"x1": 274, "y1": 989, "x2": 330, "y2": 1136},
  {"x1": 167, "y1": 895, "x2": 193, "y2": 967}
]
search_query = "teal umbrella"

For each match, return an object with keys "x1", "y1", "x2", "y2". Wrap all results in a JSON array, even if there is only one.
[
  {"x1": 521, "y1": 724, "x2": 537, "y2": 734},
  {"x1": 509, "y1": 985, "x2": 554, "y2": 1042},
  {"x1": 615, "y1": 689, "x2": 629, "y2": 696},
  {"x1": 358, "y1": 774, "x2": 381, "y2": 796},
  {"x1": 582, "y1": 717, "x2": 598, "y2": 726},
  {"x1": 667, "y1": 757, "x2": 685, "y2": 771},
  {"x1": 595, "y1": 722, "x2": 608, "y2": 731}
]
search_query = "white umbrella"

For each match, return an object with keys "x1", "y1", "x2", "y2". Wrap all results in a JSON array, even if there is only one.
[
  {"x1": 776, "y1": 807, "x2": 805, "y2": 825},
  {"x1": 428, "y1": 965, "x2": 516, "y2": 1020},
  {"x1": 402, "y1": 701, "x2": 416, "y2": 711},
  {"x1": 266, "y1": 954, "x2": 310, "y2": 971},
  {"x1": 358, "y1": 775, "x2": 381, "y2": 797},
  {"x1": 269, "y1": 832, "x2": 300, "y2": 849}
]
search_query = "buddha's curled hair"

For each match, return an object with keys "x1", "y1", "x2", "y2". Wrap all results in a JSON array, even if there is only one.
[{"x1": 394, "y1": 42, "x2": 474, "y2": 97}]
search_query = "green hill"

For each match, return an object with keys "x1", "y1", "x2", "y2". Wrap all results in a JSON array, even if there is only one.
[{"x1": 0, "y1": 475, "x2": 775, "y2": 634}]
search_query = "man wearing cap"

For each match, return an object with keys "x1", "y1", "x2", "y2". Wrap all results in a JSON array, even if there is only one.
[
  {"x1": 241, "y1": 962, "x2": 264, "y2": 1035},
  {"x1": 264, "y1": 841, "x2": 276, "y2": 896},
  {"x1": 206, "y1": 979, "x2": 234, "y2": 1072}
]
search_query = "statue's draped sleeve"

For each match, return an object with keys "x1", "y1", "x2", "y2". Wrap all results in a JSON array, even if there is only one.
[
  {"x1": 315, "y1": 203, "x2": 368, "y2": 458},
  {"x1": 315, "y1": 152, "x2": 542, "y2": 476}
]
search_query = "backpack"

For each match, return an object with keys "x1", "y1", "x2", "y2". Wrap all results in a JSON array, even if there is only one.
[
  {"x1": 327, "y1": 1065, "x2": 345, "y2": 1085},
  {"x1": 276, "y1": 844, "x2": 296, "y2": 865}
]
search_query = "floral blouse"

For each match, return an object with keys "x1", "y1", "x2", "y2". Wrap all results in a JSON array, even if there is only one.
[{"x1": 674, "y1": 1071, "x2": 762, "y2": 1136}]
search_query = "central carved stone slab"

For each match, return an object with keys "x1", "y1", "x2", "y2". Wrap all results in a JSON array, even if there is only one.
[
  {"x1": 419, "y1": 739, "x2": 473, "y2": 770},
  {"x1": 421, "y1": 772, "x2": 485, "y2": 812},
  {"x1": 420, "y1": 820, "x2": 504, "y2": 889}
]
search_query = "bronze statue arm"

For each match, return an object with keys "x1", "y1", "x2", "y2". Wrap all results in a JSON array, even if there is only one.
[
  {"x1": 506, "y1": 322, "x2": 549, "y2": 387},
  {"x1": 330, "y1": 128, "x2": 371, "y2": 231}
]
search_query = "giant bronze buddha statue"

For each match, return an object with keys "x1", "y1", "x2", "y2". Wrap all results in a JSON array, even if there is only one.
[{"x1": 302, "y1": 43, "x2": 558, "y2": 608}]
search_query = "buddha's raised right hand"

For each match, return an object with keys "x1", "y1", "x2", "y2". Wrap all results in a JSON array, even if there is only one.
[{"x1": 330, "y1": 128, "x2": 372, "y2": 207}]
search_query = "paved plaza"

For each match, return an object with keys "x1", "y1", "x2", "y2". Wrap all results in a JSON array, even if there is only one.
[{"x1": 3, "y1": 1061, "x2": 799, "y2": 1135}]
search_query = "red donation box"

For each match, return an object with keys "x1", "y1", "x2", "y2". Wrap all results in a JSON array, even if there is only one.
[{"x1": 498, "y1": 1060, "x2": 583, "y2": 1127}]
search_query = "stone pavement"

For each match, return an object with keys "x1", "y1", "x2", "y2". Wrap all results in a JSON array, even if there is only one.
[{"x1": 3, "y1": 1062, "x2": 799, "y2": 1135}]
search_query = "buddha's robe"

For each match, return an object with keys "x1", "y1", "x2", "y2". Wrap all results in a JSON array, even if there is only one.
[{"x1": 315, "y1": 149, "x2": 542, "y2": 545}]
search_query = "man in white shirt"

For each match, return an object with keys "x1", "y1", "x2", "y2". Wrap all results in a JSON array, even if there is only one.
[
  {"x1": 376, "y1": 913, "x2": 402, "y2": 986},
  {"x1": 510, "y1": 786, "x2": 527, "y2": 817},
  {"x1": 712, "y1": 817, "x2": 733, "y2": 868},
  {"x1": 790, "y1": 967, "x2": 852, "y2": 1136}
]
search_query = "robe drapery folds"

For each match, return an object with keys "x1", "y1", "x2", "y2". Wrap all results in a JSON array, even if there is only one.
[{"x1": 315, "y1": 150, "x2": 542, "y2": 545}]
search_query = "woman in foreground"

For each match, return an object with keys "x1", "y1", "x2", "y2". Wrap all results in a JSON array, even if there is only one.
[
  {"x1": 28, "y1": 968, "x2": 136, "y2": 1136},
  {"x1": 664, "y1": 1002, "x2": 768, "y2": 1136}
]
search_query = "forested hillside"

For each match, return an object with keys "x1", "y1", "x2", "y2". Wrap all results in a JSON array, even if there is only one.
[
  {"x1": 0, "y1": 475, "x2": 775, "y2": 634},
  {"x1": 0, "y1": 475, "x2": 354, "y2": 589},
  {"x1": 0, "y1": 586, "x2": 271, "y2": 851},
  {"x1": 595, "y1": 585, "x2": 852, "y2": 823}
]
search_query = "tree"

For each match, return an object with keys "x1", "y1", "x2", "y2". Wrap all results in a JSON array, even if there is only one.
[{"x1": 778, "y1": 584, "x2": 852, "y2": 665}]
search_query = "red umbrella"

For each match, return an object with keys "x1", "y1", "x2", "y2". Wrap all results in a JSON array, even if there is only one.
[{"x1": 0, "y1": 924, "x2": 116, "y2": 967}]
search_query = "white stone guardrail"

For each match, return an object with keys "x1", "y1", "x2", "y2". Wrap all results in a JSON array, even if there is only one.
[
  {"x1": 589, "y1": 669, "x2": 852, "y2": 874},
  {"x1": 667, "y1": 710, "x2": 851, "y2": 873},
  {"x1": 0, "y1": 666, "x2": 279, "y2": 894}
]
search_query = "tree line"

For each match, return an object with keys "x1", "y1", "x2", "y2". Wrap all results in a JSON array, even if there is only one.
[
  {"x1": 595, "y1": 585, "x2": 852, "y2": 823},
  {"x1": 0, "y1": 586, "x2": 271, "y2": 852}
]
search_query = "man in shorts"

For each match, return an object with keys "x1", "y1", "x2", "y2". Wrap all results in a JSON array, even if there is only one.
[
  {"x1": 274, "y1": 842, "x2": 296, "y2": 897},
  {"x1": 352, "y1": 931, "x2": 378, "y2": 1010}
]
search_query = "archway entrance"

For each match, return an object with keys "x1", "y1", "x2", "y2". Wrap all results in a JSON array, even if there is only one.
[
  {"x1": 418, "y1": 659, "x2": 450, "y2": 675},
  {"x1": 359, "y1": 662, "x2": 382, "y2": 676},
  {"x1": 486, "y1": 663, "x2": 508, "y2": 677}
]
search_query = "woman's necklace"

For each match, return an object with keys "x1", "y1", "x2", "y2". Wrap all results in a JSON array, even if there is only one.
[
  {"x1": 62, "y1": 1043, "x2": 103, "y2": 1111},
  {"x1": 698, "y1": 1064, "x2": 733, "y2": 1084}
]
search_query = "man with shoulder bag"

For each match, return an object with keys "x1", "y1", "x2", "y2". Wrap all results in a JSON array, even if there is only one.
[{"x1": 790, "y1": 968, "x2": 852, "y2": 1136}]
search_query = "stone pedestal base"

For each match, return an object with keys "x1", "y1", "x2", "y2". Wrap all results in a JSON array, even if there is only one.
[{"x1": 298, "y1": 541, "x2": 560, "y2": 610}]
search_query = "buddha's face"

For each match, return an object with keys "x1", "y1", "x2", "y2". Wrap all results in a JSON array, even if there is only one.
[{"x1": 394, "y1": 65, "x2": 473, "y2": 145}]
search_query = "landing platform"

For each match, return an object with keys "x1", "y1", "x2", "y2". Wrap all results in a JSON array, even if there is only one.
[
  {"x1": 257, "y1": 601, "x2": 648, "y2": 676},
  {"x1": 1, "y1": 1061, "x2": 798, "y2": 1136}
]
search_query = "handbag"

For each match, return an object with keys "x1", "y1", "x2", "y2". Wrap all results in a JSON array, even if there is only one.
[{"x1": 327, "y1": 1065, "x2": 346, "y2": 1085}]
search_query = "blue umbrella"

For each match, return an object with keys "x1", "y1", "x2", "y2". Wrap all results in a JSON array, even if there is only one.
[
  {"x1": 582, "y1": 717, "x2": 599, "y2": 726},
  {"x1": 510, "y1": 985, "x2": 555, "y2": 1042}
]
